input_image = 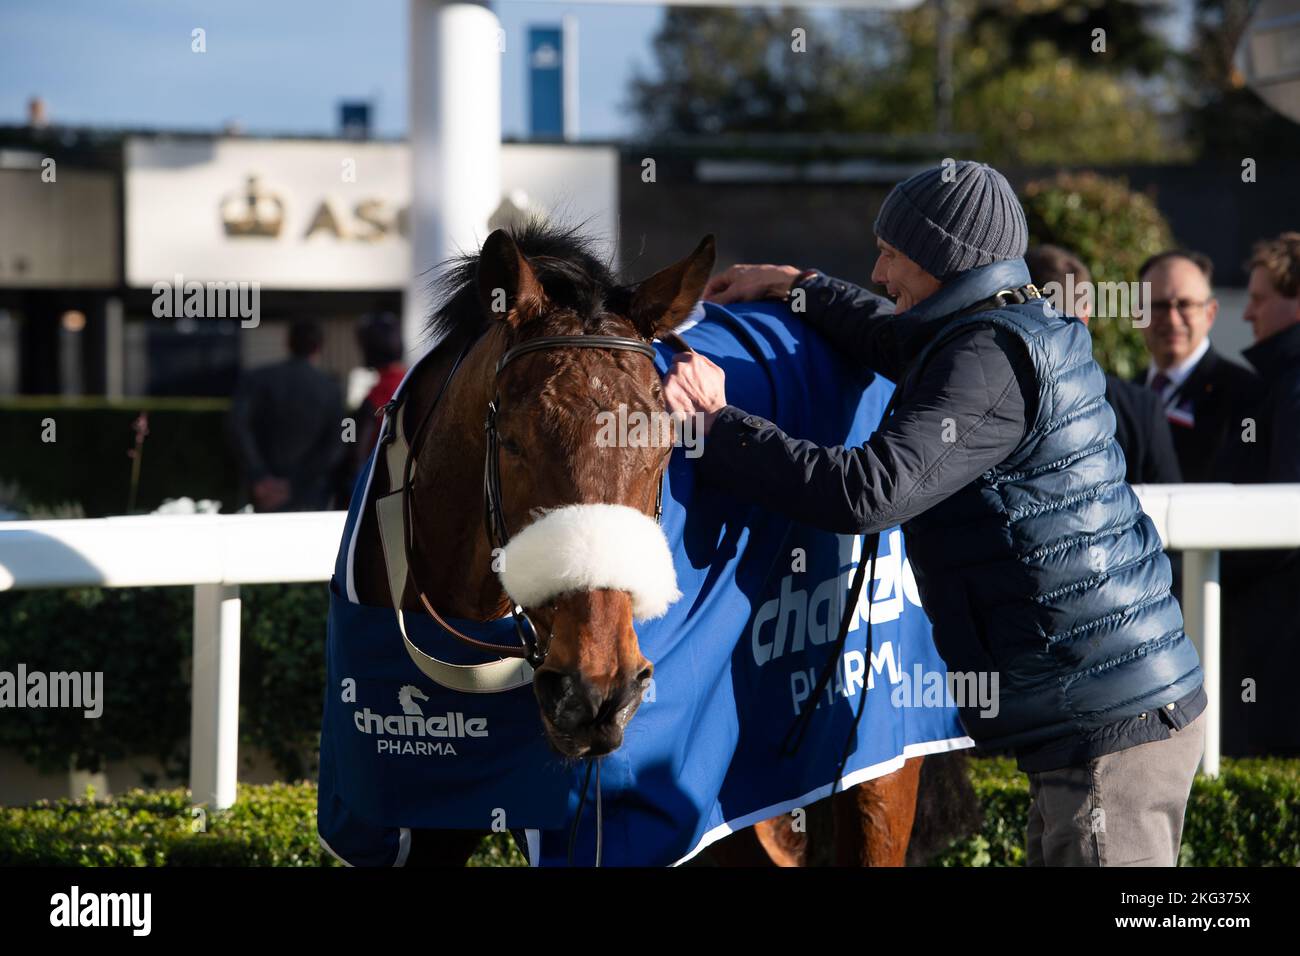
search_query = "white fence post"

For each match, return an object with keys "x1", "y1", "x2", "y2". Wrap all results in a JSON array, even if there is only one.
[
  {"x1": 190, "y1": 582, "x2": 242, "y2": 810},
  {"x1": 1181, "y1": 549, "x2": 1221, "y2": 777}
]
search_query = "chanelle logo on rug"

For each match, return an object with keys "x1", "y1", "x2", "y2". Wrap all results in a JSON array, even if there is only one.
[{"x1": 343, "y1": 679, "x2": 489, "y2": 757}]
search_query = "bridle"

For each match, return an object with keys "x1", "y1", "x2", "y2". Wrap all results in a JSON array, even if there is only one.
[
  {"x1": 373, "y1": 328, "x2": 675, "y2": 694},
  {"x1": 481, "y1": 335, "x2": 667, "y2": 600}
]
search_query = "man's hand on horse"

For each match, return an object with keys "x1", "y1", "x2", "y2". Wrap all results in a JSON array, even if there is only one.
[
  {"x1": 662, "y1": 352, "x2": 727, "y2": 436},
  {"x1": 702, "y1": 263, "x2": 803, "y2": 304}
]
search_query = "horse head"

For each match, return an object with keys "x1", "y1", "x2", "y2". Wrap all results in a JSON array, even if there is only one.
[{"x1": 413, "y1": 224, "x2": 715, "y2": 758}]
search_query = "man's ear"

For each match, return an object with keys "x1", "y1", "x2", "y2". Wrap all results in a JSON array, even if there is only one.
[
  {"x1": 626, "y1": 235, "x2": 716, "y2": 340},
  {"x1": 476, "y1": 229, "x2": 544, "y2": 325}
]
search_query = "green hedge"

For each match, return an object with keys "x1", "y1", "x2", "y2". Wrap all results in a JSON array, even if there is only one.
[
  {"x1": 3, "y1": 760, "x2": 1296, "y2": 866},
  {"x1": 1022, "y1": 171, "x2": 1176, "y2": 381},
  {"x1": 0, "y1": 783, "x2": 521, "y2": 867},
  {"x1": 0, "y1": 398, "x2": 239, "y2": 517},
  {"x1": 4, "y1": 583, "x2": 1296, "y2": 866},
  {"x1": 930, "y1": 756, "x2": 1300, "y2": 867},
  {"x1": 0, "y1": 584, "x2": 328, "y2": 780},
  {"x1": 0, "y1": 784, "x2": 330, "y2": 867}
]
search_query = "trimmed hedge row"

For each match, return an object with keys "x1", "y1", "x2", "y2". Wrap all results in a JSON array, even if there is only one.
[
  {"x1": 0, "y1": 783, "x2": 523, "y2": 867},
  {"x1": 0, "y1": 783, "x2": 331, "y2": 867},
  {"x1": 3, "y1": 759, "x2": 1297, "y2": 866},
  {"x1": 934, "y1": 757, "x2": 1300, "y2": 866},
  {"x1": 0, "y1": 583, "x2": 329, "y2": 779},
  {"x1": 1021, "y1": 171, "x2": 1176, "y2": 382},
  {"x1": 0, "y1": 398, "x2": 240, "y2": 517}
]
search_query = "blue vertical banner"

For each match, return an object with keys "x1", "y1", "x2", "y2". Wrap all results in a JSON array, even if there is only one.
[{"x1": 528, "y1": 27, "x2": 564, "y2": 139}]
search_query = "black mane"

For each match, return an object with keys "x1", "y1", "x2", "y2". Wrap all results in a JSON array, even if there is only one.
[{"x1": 420, "y1": 218, "x2": 619, "y2": 350}]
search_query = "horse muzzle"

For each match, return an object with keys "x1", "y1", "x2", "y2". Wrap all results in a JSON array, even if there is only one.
[{"x1": 497, "y1": 502, "x2": 682, "y2": 620}]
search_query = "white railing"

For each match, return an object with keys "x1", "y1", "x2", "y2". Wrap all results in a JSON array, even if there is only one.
[
  {"x1": 0, "y1": 512, "x2": 346, "y2": 810},
  {"x1": 0, "y1": 485, "x2": 1297, "y2": 808},
  {"x1": 1131, "y1": 484, "x2": 1300, "y2": 777}
]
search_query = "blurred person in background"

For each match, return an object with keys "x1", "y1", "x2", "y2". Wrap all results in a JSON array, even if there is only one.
[
  {"x1": 353, "y1": 312, "x2": 407, "y2": 458},
  {"x1": 1026, "y1": 244, "x2": 1182, "y2": 486},
  {"x1": 1240, "y1": 232, "x2": 1300, "y2": 483},
  {"x1": 335, "y1": 312, "x2": 407, "y2": 509},
  {"x1": 1134, "y1": 251, "x2": 1261, "y2": 482},
  {"x1": 229, "y1": 319, "x2": 345, "y2": 512},
  {"x1": 1220, "y1": 232, "x2": 1300, "y2": 757}
]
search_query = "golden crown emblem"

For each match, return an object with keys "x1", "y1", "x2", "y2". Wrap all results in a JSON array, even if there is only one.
[{"x1": 221, "y1": 175, "x2": 285, "y2": 238}]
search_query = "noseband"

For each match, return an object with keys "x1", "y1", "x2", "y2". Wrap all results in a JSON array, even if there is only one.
[
  {"x1": 484, "y1": 335, "x2": 665, "y2": 568},
  {"x1": 373, "y1": 331, "x2": 667, "y2": 693}
]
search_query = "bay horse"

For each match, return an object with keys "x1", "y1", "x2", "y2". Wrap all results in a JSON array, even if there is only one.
[{"x1": 348, "y1": 220, "x2": 935, "y2": 866}]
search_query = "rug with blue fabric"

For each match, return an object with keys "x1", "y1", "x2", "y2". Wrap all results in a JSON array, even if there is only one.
[{"x1": 317, "y1": 297, "x2": 972, "y2": 867}]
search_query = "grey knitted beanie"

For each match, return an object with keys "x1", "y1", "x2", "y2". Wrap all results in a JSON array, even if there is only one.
[{"x1": 873, "y1": 160, "x2": 1028, "y2": 280}]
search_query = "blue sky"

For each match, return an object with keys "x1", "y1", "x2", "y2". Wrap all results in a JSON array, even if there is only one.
[
  {"x1": 0, "y1": 1, "x2": 1195, "y2": 140},
  {"x1": 0, "y1": 0, "x2": 667, "y2": 139}
]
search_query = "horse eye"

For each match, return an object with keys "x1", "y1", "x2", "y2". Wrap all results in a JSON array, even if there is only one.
[{"x1": 500, "y1": 438, "x2": 523, "y2": 456}]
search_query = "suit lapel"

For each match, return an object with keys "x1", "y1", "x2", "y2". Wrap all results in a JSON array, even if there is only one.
[
  {"x1": 1175, "y1": 347, "x2": 1218, "y2": 404},
  {"x1": 1157, "y1": 346, "x2": 1219, "y2": 429}
]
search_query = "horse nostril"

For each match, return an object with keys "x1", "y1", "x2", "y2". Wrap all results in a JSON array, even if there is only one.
[
  {"x1": 534, "y1": 670, "x2": 572, "y2": 710},
  {"x1": 636, "y1": 664, "x2": 654, "y2": 686},
  {"x1": 534, "y1": 670, "x2": 597, "y2": 733}
]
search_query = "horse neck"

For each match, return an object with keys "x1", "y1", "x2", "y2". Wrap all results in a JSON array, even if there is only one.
[{"x1": 407, "y1": 323, "x2": 512, "y2": 620}]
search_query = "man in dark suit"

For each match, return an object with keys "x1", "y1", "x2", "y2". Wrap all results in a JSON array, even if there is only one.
[
  {"x1": 1134, "y1": 250, "x2": 1262, "y2": 482},
  {"x1": 1220, "y1": 233, "x2": 1300, "y2": 757},
  {"x1": 228, "y1": 319, "x2": 345, "y2": 511},
  {"x1": 1026, "y1": 245, "x2": 1182, "y2": 485},
  {"x1": 1241, "y1": 232, "x2": 1300, "y2": 483}
]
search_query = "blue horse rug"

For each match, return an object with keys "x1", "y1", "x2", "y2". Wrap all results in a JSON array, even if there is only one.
[{"x1": 317, "y1": 299, "x2": 973, "y2": 867}]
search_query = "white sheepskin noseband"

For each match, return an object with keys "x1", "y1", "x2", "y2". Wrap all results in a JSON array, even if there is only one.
[{"x1": 497, "y1": 503, "x2": 681, "y2": 621}]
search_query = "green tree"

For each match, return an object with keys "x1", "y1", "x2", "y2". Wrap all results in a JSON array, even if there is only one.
[
  {"x1": 627, "y1": 1, "x2": 1184, "y2": 165},
  {"x1": 965, "y1": 0, "x2": 1175, "y2": 77},
  {"x1": 843, "y1": 0, "x2": 1181, "y2": 163},
  {"x1": 1022, "y1": 171, "x2": 1175, "y2": 378},
  {"x1": 1181, "y1": 0, "x2": 1300, "y2": 158},
  {"x1": 627, "y1": 7, "x2": 901, "y2": 137},
  {"x1": 956, "y1": 44, "x2": 1172, "y2": 164}
]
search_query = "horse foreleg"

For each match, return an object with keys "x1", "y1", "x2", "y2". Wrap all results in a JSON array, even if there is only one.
[
  {"x1": 692, "y1": 755, "x2": 926, "y2": 867},
  {"x1": 750, "y1": 814, "x2": 808, "y2": 866},
  {"x1": 831, "y1": 755, "x2": 924, "y2": 866},
  {"x1": 404, "y1": 828, "x2": 486, "y2": 867}
]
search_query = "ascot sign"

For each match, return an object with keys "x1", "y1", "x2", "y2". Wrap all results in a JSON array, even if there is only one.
[
  {"x1": 125, "y1": 137, "x2": 415, "y2": 290},
  {"x1": 125, "y1": 136, "x2": 617, "y2": 291},
  {"x1": 219, "y1": 174, "x2": 409, "y2": 242}
]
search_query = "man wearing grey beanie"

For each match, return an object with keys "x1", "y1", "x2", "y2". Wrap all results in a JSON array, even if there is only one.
[{"x1": 662, "y1": 159, "x2": 1206, "y2": 867}]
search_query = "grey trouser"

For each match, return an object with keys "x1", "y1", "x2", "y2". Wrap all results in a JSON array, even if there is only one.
[{"x1": 1025, "y1": 712, "x2": 1205, "y2": 866}]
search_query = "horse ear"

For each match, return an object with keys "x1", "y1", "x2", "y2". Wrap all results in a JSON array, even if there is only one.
[
  {"x1": 476, "y1": 229, "x2": 544, "y2": 325},
  {"x1": 627, "y1": 235, "x2": 716, "y2": 339}
]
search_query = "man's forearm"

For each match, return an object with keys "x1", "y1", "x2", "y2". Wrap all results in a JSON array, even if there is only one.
[
  {"x1": 695, "y1": 326, "x2": 1032, "y2": 537},
  {"x1": 794, "y1": 272, "x2": 903, "y2": 381},
  {"x1": 698, "y1": 406, "x2": 905, "y2": 535}
]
